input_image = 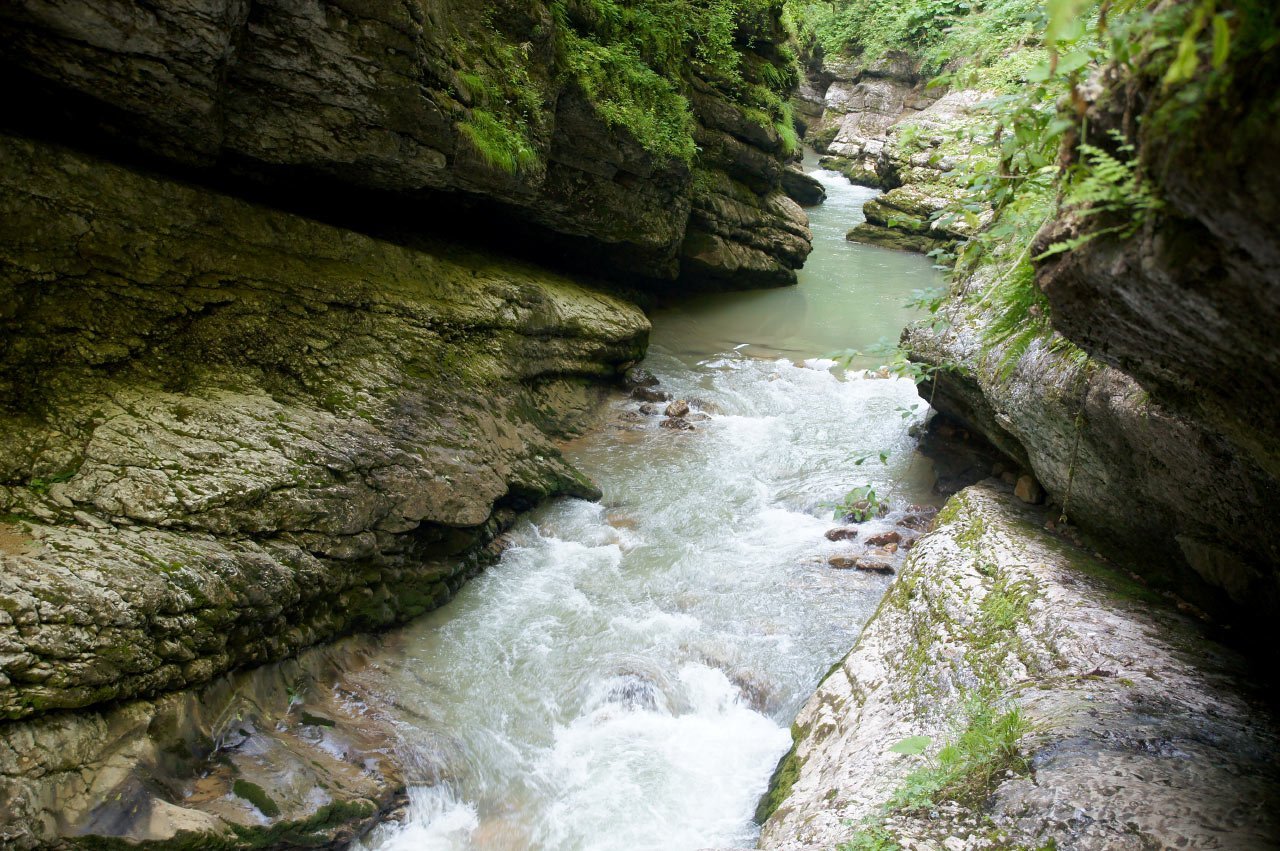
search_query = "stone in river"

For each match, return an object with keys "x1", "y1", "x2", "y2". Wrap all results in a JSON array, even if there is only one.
[
  {"x1": 624, "y1": 367, "x2": 660, "y2": 389},
  {"x1": 632, "y1": 386, "x2": 671, "y2": 403},
  {"x1": 864, "y1": 530, "x2": 901, "y2": 546},
  {"x1": 665, "y1": 399, "x2": 691, "y2": 417},
  {"x1": 854, "y1": 557, "x2": 895, "y2": 574},
  {"x1": 825, "y1": 527, "x2": 858, "y2": 541}
]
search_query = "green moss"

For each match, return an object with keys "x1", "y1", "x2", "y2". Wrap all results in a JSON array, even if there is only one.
[
  {"x1": 755, "y1": 722, "x2": 808, "y2": 824},
  {"x1": 72, "y1": 798, "x2": 380, "y2": 850},
  {"x1": 233, "y1": 779, "x2": 282, "y2": 818}
]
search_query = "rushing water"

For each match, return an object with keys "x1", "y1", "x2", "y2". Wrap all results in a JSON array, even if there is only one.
[{"x1": 358, "y1": 156, "x2": 942, "y2": 850}]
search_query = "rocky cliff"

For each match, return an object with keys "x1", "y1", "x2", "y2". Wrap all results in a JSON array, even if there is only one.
[
  {"x1": 0, "y1": 127, "x2": 649, "y2": 845},
  {"x1": 798, "y1": 50, "x2": 980, "y2": 252},
  {"x1": 0, "y1": 131, "x2": 649, "y2": 722},
  {"x1": 0, "y1": 0, "x2": 811, "y2": 290},
  {"x1": 0, "y1": 2, "x2": 822, "y2": 844},
  {"x1": 901, "y1": 1, "x2": 1280, "y2": 627}
]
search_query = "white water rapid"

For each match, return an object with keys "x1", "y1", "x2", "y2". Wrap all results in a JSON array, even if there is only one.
[{"x1": 357, "y1": 156, "x2": 942, "y2": 851}]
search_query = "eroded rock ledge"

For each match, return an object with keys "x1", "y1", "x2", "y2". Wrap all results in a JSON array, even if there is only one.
[
  {"x1": 0, "y1": 0, "x2": 811, "y2": 289},
  {"x1": 757, "y1": 482, "x2": 1280, "y2": 850},
  {"x1": 1, "y1": 632, "x2": 415, "y2": 849},
  {"x1": 903, "y1": 264, "x2": 1279, "y2": 627},
  {"x1": 0, "y1": 132, "x2": 649, "y2": 722}
]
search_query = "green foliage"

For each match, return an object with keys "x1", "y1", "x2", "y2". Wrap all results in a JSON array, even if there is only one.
[
  {"x1": 1036, "y1": 130, "x2": 1162, "y2": 259},
  {"x1": 27, "y1": 470, "x2": 76, "y2": 496},
  {"x1": 888, "y1": 735, "x2": 932, "y2": 755},
  {"x1": 833, "y1": 484, "x2": 884, "y2": 522},
  {"x1": 453, "y1": 21, "x2": 547, "y2": 174},
  {"x1": 458, "y1": 110, "x2": 540, "y2": 174},
  {"x1": 549, "y1": 0, "x2": 803, "y2": 162},
  {"x1": 799, "y1": 0, "x2": 1044, "y2": 84},
  {"x1": 232, "y1": 779, "x2": 281, "y2": 818},
  {"x1": 838, "y1": 698, "x2": 1030, "y2": 849}
]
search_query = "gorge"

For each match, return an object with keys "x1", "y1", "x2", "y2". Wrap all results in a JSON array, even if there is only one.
[{"x1": 1, "y1": 0, "x2": 1277, "y2": 848}]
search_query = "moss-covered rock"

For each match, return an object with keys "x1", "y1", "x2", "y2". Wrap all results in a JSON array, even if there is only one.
[
  {"x1": 0, "y1": 0, "x2": 811, "y2": 289},
  {"x1": 758, "y1": 482, "x2": 1280, "y2": 850},
  {"x1": 0, "y1": 132, "x2": 648, "y2": 721},
  {"x1": 903, "y1": 252, "x2": 1279, "y2": 627}
]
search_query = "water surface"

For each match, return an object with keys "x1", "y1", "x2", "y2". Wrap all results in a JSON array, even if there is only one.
[{"x1": 358, "y1": 156, "x2": 941, "y2": 850}]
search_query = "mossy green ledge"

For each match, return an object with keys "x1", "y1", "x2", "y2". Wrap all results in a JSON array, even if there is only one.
[
  {"x1": 757, "y1": 482, "x2": 1280, "y2": 850},
  {"x1": 0, "y1": 133, "x2": 649, "y2": 722}
]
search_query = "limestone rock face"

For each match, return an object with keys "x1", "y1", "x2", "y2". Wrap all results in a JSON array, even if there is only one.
[
  {"x1": 0, "y1": 133, "x2": 649, "y2": 720},
  {"x1": 0, "y1": 0, "x2": 810, "y2": 289},
  {"x1": 903, "y1": 265, "x2": 1279, "y2": 625},
  {"x1": 759, "y1": 483, "x2": 1280, "y2": 850}
]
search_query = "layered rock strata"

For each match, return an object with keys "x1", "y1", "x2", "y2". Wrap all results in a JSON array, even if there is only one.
[
  {"x1": 0, "y1": 133, "x2": 649, "y2": 723},
  {"x1": 800, "y1": 52, "x2": 984, "y2": 251},
  {"x1": 757, "y1": 482, "x2": 1280, "y2": 850},
  {"x1": 0, "y1": 0, "x2": 810, "y2": 289}
]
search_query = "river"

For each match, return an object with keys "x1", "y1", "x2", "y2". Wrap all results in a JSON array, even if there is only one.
[{"x1": 357, "y1": 155, "x2": 942, "y2": 850}]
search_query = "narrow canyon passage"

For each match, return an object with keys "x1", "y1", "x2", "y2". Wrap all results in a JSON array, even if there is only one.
[{"x1": 355, "y1": 159, "x2": 940, "y2": 850}]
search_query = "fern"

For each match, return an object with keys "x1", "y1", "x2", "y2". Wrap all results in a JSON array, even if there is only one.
[{"x1": 1035, "y1": 130, "x2": 1162, "y2": 259}]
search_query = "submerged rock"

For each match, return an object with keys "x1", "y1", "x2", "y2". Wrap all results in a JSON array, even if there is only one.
[
  {"x1": 759, "y1": 483, "x2": 1280, "y2": 850},
  {"x1": 825, "y1": 527, "x2": 859, "y2": 541}
]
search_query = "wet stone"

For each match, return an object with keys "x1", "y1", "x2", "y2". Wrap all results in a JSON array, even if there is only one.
[
  {"x1": 665, "y1": 399, "x2": 691, "y2": 418},
  {"x1": 825, "y1": 528, "x2": 859, "y2": 542},
  {"x1": 624, "y1": 368, "x2": 659, "y2": 389},
  {"x1": 632, "y1": 386, "x2": 671, "y2": 403},
  {"x1": 659, "y1": 417, "x2": 694, "y2": 431},
  {"x1": 864, "y1": 531, "x2": 902, "y2": 547},
  {"x1": 854, "y1": 557, "x2": 894, "y2": 574}
]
